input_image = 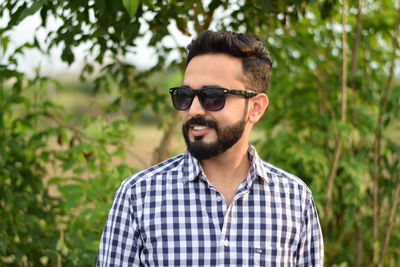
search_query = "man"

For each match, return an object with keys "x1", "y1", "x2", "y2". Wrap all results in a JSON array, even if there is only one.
[{"x1": 97, "y1": 30, "x2": 324, "y2": 266}]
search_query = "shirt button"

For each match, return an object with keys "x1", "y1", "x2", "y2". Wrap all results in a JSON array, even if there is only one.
[
  {"x1": 224, "y1": 239, "x2": 230, "y2": 247},
  {"x1": 216, "y1": 196, "x2": 222, "y2": 202}
]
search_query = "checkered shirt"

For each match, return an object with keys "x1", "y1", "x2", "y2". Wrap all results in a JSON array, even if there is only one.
[{"x1": 97, "y1": 145, "x2": 324, "y2": 266}]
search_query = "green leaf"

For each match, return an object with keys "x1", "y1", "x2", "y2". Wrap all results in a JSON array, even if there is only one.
[
  {"x1": 1, "y1": 36, "x2": 9, "y2": 54},
  {"x1": 95, "y1": 0, "x2": 106, "y2": 14},
  {"x1": 122, "y1": 0, "x2": 140, "y2": 18},
  {"x1": 47, "y1": 177, "x2": 64, "y2": 186},
  {"x1": 261, "y1": 0, "x2": 273, "y2": 13},
  {"x1": 8, "y1": 0, "x2": 49, "y2": 29},
  {"x1": 144, "y1": 0, "x2": 155, "y2": 9}
]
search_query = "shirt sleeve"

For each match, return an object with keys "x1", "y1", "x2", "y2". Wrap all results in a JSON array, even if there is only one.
[
  {"x1": 97, "y1": 183, "x2": 142, "y2": 266},
  {"x1": 296, "y1": 193, "x2": 324, "y2": 266}
]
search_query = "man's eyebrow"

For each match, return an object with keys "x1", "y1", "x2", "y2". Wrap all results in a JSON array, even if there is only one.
[
  {"x1": 181, "y1": 84, "x2": 223, "y2": 89},
  {"x1": 202, "y1": 85, "x2": 222, "y2": 88}
]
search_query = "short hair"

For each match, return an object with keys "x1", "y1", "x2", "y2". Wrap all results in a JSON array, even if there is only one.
[{"x1": 186, "y1": 30, "x2": 273, "y2": 94}]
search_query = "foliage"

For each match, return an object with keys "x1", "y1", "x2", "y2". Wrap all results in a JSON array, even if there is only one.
[
  {"x1": 48, "y1": 115, "x2": 135, "y2": 265},
  {"x1": 0, "y1": 0, "x2": 399, "y2": 266},
  {"x1": 0, "y1": 70, "x2": 61, "y2": 265},
  {"x1": 250, "y1": 1, "x2": 400, "y2": 265},
  {"x1": 0, "y1": 69, "x2": 134, "y2": 265}
]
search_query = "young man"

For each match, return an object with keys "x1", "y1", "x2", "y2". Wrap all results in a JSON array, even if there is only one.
[{"x1": 97, "y1": 30, "x2": 324, "y2": 266}]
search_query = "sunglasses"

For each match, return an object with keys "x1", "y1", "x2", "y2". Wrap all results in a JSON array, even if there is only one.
[{"x1": 169, "y1": 86, "x2": 257, "y2": 111}]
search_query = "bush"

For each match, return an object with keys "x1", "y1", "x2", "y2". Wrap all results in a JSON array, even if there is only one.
[{"x1": 0, "y1": 72, "x2": 134, "y2": 265}]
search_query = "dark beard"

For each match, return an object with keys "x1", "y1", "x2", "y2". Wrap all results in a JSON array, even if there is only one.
[{"x1": 182, "y1": 114, "x2": 247, "y2": 161}]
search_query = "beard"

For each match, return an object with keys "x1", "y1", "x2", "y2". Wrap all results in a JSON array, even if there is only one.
[{"x1": 182, "y1": 113, "x2": 247, "y2": 161}]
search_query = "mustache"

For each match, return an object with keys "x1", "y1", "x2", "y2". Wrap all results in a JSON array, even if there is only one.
[{"x1": 183, "y1": 117, "x2": 218, "y2": 130}]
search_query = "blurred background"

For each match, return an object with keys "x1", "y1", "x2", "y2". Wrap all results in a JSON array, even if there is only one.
[{"x1": 1, "y1": 0, "x2": 399, "y2": 266}]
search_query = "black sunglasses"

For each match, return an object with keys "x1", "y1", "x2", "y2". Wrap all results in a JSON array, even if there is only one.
[{"x1": 169, "y1": 86, "x2": 257, "y2": 111}]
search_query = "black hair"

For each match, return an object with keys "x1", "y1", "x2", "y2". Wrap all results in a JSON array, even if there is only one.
[{"x1": 186, "y1": 30, "x2": 273, "y2": 93}]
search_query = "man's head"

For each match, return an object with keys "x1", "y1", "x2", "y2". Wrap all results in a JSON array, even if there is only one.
[
  {"x1": 186, "y1": 30, "x2": 273, "y2": 94},
  {"x1": 172, "y1": 31, "x2": 272, "y2": 161}
]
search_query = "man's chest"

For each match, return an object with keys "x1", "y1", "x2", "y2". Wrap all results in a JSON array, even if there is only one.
[{"x1": 136, "y1": 181, "x2": 303, "y2": 266}]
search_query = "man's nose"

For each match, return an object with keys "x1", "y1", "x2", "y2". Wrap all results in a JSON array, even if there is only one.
[{"x1": 187, "y1": 96, "x2": 206, "y2": 117}]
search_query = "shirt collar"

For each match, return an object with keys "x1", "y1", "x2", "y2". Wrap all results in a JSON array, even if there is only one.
[
  {"x1": 181, "y1": 151, "x2": 203, "y2": 184},
  {"x1": 181, "y1": 144, "x2": 270, "y2": 185},
  {"x1": 247, "y1": 144, "x2": 270, "y2": 185}
]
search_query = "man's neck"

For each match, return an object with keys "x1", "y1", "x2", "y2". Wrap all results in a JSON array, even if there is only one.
[{"x1": 200, "y1": 142, "x2": 251, "y2": 206}]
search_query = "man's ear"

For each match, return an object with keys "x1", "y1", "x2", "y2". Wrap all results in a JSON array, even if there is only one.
[{"x1": 248, "y1": 93, "x2": 269, "y2": 124}]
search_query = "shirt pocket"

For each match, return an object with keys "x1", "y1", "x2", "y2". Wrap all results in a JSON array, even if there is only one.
[{"x1": 250, "y1": 243, "x2": 295, "y2": 267}]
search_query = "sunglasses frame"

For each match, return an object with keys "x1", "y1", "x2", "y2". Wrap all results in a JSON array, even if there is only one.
[{"x1": 169, "y1": 86, "x2": 257, "y2": 111}]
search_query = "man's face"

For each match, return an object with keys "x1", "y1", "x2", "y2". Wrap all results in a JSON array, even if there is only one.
[{"x1": 180, "y1": 53, "x2": 250, "y2": 160}]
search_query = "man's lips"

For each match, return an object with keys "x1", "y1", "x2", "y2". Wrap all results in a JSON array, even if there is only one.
[
  {"x1": 183, "y1": 117, "x2": 218, "y2": 139},
  {"x1": 190, "y1": 125, "x2": 211, "y2": 137}
]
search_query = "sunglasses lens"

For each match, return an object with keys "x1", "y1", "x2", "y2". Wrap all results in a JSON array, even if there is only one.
[
  {"x1": 171, "y1": 87, "x2": 193, "y2": 110},
  {"x1": 170, "y1": 87, "x2": 227, "y2": 111},
  {"x1": 200, "y1": 88, "x2": 226, "y2": 111}
]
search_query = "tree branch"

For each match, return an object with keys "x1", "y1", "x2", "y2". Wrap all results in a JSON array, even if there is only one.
[
  {"x1": 378, "y1": 180, "x2": 400, "y2": 266},
  {"x1": 324, "y1": 138, "x2": 343, "y2": 219},
  {"x1": 324, "y1": 0, "x2": 349, "y2": 220},
  {"x1": 341, "y1": 0, "x2": 349, "y2": 123},
  {"x1": 193, "y1": 1, "x2": 215, "y2": 33},
  {"x1": 350, "y1": 0, "x2": 363, "y2": 89},
  {"x1": 355, "y1": 210, "x2": 364, "y2": 267}
]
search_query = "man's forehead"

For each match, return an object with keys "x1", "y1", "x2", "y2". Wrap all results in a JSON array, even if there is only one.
[{"x1": 183, "y1": 53, "x2": 246, "y2": 88}]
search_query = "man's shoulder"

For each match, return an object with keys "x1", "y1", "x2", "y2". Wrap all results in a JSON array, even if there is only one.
[
  {"x1": 260, "y1": 159, "x2": 312, "y2": 194},
  {"x1": 120, "y1": 153, "x2": 187, "y2": 190}
]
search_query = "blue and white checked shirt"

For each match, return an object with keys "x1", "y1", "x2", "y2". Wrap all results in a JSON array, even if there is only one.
[{"x1": 97, "y1": 145, "x2": 324, "y2": 266}]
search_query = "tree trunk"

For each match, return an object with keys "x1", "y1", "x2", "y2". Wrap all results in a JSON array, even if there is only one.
[
  {"x1": 324, "y1": 0, "x2": 348, "y2": 221},
  {"x1": 379, "y1": 181, "x2": 400, "y2": 266},
  {"x1": 152, "y1": 110, "x2": 181, "y2": 164},
  {"x1": 350, "y1": 0, "x2": 363, "y2": 90}
]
